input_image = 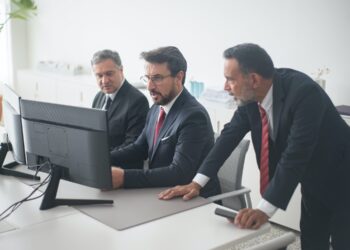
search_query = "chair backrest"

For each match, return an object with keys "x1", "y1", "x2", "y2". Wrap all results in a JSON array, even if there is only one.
[
  {"x1": 216, "y1": 134, "x2": 250, "y2": 210},
  {"x1": 244, "y1": 232, "x2": 296, "y2": 250}
]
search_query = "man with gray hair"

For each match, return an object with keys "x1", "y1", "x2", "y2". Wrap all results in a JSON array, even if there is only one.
[{"x1": 91, "y1": 49, "x2": 149, "y2": 168}]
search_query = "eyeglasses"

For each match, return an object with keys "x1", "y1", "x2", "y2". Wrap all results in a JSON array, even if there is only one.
[{"x1": 140, "y1": 74, "x2": 173, "y2": 85}]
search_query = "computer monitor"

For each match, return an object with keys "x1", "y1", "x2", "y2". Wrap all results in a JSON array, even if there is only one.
[
  {"x1": 0, "y1": 84, "x2": 39, "y2": 180},
  {"x1": 20, "y1": 99, "x2": 113, "y2": 210}
]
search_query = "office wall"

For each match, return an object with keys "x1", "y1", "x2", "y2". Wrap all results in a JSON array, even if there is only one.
[{"x1": 25, "y1": 0, "x2": 350, "y2": 105}]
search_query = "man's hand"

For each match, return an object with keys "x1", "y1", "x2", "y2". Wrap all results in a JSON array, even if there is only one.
[
  {"x1": 111, "y1": 166, "x2": 124, "y2": 189},
  {"x1": 158, "y1": 182, "x2": 202, "y2": 200},
  {"x1": 232, "y1": 208, "x2": 269, "y2": 229}
]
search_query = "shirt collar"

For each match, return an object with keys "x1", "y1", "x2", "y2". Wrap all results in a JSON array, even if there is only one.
[
  {"x1": 260, "y1": 85, "x2": 273, "y2": 113},
  {"x1": 160, "y1": 89, "x2": 183, "y2": 115},
  {"x1": 105, "y1": 78, "x2": 125, "y2": 101}
]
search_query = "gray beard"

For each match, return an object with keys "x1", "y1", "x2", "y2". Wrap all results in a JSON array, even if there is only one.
[{"x1": 234, "y1": 96, "x2": 255, "y2": 107}]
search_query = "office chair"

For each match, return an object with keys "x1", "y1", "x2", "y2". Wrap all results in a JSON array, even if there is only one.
[
  {"x1": 244, "y1": 232, "x2": 296, "y2": 250},
  {"x1": 209, "y1": 136, "x2": 252, "y2": 210}
]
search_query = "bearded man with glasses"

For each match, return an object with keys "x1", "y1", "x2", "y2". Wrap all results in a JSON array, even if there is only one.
[{"x1": 109, "y1": 46, "x2": 221, "y2": 198}]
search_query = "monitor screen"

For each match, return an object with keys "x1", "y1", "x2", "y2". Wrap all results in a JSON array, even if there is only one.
[
  {"x1": 20, "y1": 99, "x2": 113, "y2": 209},
  {"x1": 2, "y1": 84, "x2": 25, "y2": 164},
  {"x1": 1, "y1": 84, "x2": 39, "y2": 180}
]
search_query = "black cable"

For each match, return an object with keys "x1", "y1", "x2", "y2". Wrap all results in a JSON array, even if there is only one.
[{"x1": 0, "y1": 161, "x2": 52, "y2": 222}]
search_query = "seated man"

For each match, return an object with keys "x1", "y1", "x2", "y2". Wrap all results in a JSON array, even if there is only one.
[
  {"x1": 91, "y1": 50, "x2": 149, "y2": 169},
  {"x1": 110, "y1": 46, "x2": 220, "y2": 198}
]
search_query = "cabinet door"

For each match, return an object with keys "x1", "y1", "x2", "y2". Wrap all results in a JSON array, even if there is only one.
[
  {"x1": 36, "y1": 76, "x2": 57, "y2": 103},
  {"x1": 16, "y1": 71, "x2": 37, "y2": 100},
  {"x1": 16, "y1": 71, "x2": 57, "y2": 102},
  {"x1": 80, "y1": 84, "x2": 99, "y2": 108},
  {"x1": 56, "y1": 81, "x2": 83, "y2": 107}
]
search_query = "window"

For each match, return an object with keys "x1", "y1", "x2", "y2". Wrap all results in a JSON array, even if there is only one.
[{"x1": 0, "y1": 0, "x2": 12, "y2": 86}]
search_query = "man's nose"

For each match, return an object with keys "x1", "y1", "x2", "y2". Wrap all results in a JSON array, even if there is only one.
[
  {"x1": 147, "y1": 80, "x2": 155, "y2": 91},
  {"x1": 224, "y1": 81, "x2": 230, "y2": 91},
  {"x1": 101, "y1": 75, "x2": 109, "y2": 84}
]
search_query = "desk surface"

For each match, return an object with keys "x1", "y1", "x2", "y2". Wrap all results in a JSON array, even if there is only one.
[{"x1": 0, "y1": 172, "x2": 270, "y2": 250}]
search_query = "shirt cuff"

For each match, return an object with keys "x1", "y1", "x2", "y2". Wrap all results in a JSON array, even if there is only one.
[
  {"x1": 257, "y1": 199, "x2": 278, "y2": 218},
  {"x1": 193, "y1": 173, "x2": 210, "y2": 187}
]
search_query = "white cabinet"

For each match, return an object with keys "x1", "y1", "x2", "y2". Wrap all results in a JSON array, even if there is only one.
[
  {"x1": 16, "y1": 70, "x2": 99, "y2": 107},
  {"x1": 16, "y1": 70, "x2": 57, "y2": 102}
]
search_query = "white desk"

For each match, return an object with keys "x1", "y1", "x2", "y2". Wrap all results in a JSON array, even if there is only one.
[
  {"x1": 0, "y1": 173, "x2": 270, "y2": 250},
  {"x1": 0, "y1": 175, "x2": 77, "y2": 228}
]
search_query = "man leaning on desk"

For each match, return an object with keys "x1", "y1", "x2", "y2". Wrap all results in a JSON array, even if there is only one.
[
  {"x1": 159, "y1": 43, "x2": 350, "y2": 250},
  {"x1": 91, "y1": 50, "x2": 149, "y2": 168},
  {"x1": 109, "y1": 46, "x2": 221, "y2": 198}
]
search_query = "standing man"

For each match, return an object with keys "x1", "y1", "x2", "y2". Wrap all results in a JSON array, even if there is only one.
[
  {"x1": 91, "y1": 50, "x2": 149, "y2": 168},
  {"x1": 109, "y1": 46, "x2": 220, "y2": 198},
  {"x1": 159, "y1": 43, "x2": 350, "y2": 249}
]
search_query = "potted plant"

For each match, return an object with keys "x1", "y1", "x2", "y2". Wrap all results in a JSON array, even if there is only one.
[{"x1": 0, "y1": 0, "x2": 37, "y2": 32}]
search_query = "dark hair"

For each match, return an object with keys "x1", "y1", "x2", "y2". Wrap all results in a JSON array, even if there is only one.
[
  {"x1": 91, "y1": 49, "x2": 122, "y2": 67},
  {"x1": 140, "y1": 46, "x2": 187, "y2": 85},
  {"x1": 223, "y1": 43, "x2": 274, "y2": 78}
]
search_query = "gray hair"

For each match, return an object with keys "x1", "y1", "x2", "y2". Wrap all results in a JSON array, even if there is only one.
[{"x1": 91, "y1": 49, "x2": 122, "y2": 67}]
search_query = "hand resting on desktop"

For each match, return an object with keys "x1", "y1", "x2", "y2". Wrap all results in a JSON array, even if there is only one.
[
  {"x1": 232, "y1": 208, "x2": 269, "y2": 230},
  {"x1": 158, "y1": 181, "x2": 201, "y2": 200},
  {"x1": 111, "y1": 166, "x2": 124, "y2": 189}
]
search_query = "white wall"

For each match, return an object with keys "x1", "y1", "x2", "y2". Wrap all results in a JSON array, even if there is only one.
[{"x1": 24, "y1": 0, "x2": 350, "y2": 105}]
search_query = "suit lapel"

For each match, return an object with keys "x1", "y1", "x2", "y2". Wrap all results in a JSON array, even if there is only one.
[
  {"x1": 95, "y1": 92, "x2": 106, "y2": 109},
  {"x1": 107, "y1": 81, "x2": 130, "y2": 119},
  {"x1": 272, "y1": 76, "x2": 286, "y2": 141}
]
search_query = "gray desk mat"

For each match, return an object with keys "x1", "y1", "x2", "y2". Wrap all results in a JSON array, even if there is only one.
[
  {"x1": 74, "y1": 187, "x2": 209, "y2": 231},
  {"x1": 51, "y1": 180, "x2": 209, "y2": 231}
]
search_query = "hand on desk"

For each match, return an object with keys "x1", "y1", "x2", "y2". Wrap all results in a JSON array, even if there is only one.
[
  {"x1": 111, "y1": 167, "x2": 124, "y2": 189},
  {"x1": 158, "y1": 182, "x2": 201, "y2": 200},
  {"x1": 232, "y1": 208, "x2": 269, "y2": 229}
]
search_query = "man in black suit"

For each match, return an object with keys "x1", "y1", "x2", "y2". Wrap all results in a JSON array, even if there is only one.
[
  {"x1": 91, "y1": 50, "x2": 149, "y2": 168},
  {"x1": 110, "y1": 46, "x2": 220, "y2": 198},
  {"x1": 159, "y1": 44, "x2": 350, "y2": 249}
]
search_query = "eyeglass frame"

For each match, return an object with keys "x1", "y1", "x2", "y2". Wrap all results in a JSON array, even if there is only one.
[{"x1": 140, "y1": 74, "x2": 173, "y2": 85}]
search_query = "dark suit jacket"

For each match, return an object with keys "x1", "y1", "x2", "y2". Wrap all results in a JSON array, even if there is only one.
[
  {"x1": 198, "y1": 68, "x2": 350, "y2": 209},
  {"x1": 110, "y1": 88, "x2": 221, "y2": 198},
  {"x1": 92, "y1": 80, "x2": 149, "y2": 168}
]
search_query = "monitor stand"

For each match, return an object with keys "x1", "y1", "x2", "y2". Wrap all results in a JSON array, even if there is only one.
[
  {"x1": 40, "y1": 164, "x2": 114, "y2": 210},
  {"x1": 0, "y1": 142, "x2": 40, "y2": 180}
]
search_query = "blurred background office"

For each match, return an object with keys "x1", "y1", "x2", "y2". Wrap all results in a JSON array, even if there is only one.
[{"x1": 0, "y1": 0, "x2": 349, "y2": 233}]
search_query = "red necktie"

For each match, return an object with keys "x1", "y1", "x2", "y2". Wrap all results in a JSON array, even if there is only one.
[
  {"x1": 259, "y1": 104, "x2": 269, "y2": 195},
  {"x1": 153, "y1": 107, "x2": 166, "y2": 145}
]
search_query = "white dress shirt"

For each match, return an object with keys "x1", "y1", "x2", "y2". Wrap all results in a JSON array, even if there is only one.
[
  {"x1": 157, "y1": 89, "x2": 183, "y2": 117},
  {"x1": 193, "y1": 86, "x2": 278, "y2": 218},
  {"x1": 102, "y1": 79, "x2": 125, "y2": 109}
]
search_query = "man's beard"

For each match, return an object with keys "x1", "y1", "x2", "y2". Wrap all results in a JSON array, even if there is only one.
[
  {"x1": 151, "y1": 87, "x2": 178, "y2": 106},
  {"x1": 233, "y1": 84, "x2": 256, "y2": 107},
  {"x1": 233, "y1": 96, "x2": 255, "y2": 106}
]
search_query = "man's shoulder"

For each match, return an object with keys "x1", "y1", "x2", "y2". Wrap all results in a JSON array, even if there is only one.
[
  {"x1": 123, "y1": 81, "x2": 147, "y2": 99},
  {"x1": 92, "y1": 91, "x2": 105, "y2": 108}
]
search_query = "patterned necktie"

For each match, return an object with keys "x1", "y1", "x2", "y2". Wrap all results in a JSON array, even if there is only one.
[
  {"x1": 259, "y1": 104, "x2": 269, "y2": 195},
  {"x1": 153, "y1": 107, "x2": 166, "y2": 145},
  {"x1": 105, "y1": 97, "x2": 112, "y2": 110}
]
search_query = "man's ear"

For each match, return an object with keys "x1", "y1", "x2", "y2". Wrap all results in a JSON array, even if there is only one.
[
  {"x1": 250, "y1": 73, "x2": 263, "y2": 89},
  {"x1": 176, "y1": 71, "x2": 185, "y2": 86}
]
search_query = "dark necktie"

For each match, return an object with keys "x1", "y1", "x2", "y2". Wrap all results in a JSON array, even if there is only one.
[
  {"x1": 105, "y1": 97, "x2": 112, "y2": 110},
  {"x1": 153, "y1": 107, "x2": 166, "y2": 145},
  {"x1": 259, "y1": 104, "x2": 269, "y2": 195}
]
